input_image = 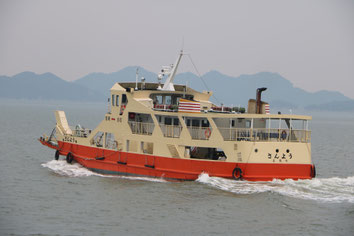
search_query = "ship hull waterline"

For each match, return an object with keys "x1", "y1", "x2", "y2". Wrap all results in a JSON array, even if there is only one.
[{"x1": 40, "y1": 139, "x2": 315, "y2": 181}]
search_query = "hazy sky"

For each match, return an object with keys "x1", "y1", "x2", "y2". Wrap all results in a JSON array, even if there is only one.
[{"x1": 1, "y1": 0, "x2": 353, "y2": 98}]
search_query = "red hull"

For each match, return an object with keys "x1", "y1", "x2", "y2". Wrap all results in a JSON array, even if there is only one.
[{"x1": 40, "y1": 140, "x2": 315, "y2": 181}]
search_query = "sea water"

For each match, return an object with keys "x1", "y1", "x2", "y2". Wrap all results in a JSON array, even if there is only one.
[{"x1": 0, "y1": 101, "x2": 353, "y2": 235}]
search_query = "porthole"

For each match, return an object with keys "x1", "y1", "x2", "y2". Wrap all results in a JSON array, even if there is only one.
[
  {"x1": 276, "y1": 149, "x2": 279, "y2": 153},
  {"x1": 255, "y1": 148, "x2": 258, "y2": 153},
  {"x1": 286, "y1": 149, "x2": 290, "y2": 153}
]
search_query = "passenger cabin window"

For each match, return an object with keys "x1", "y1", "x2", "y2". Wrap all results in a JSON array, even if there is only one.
[
  {"x1": 156, "y1": 115, "x2": 180, "y2": 126},
  {"x1": 192, "y1": 120, "x2": 200, "y2": 127},
  {"x1": 105, "y1": 132, "x2": 117, "y2": 149},
  {"x1": 186, "y1": 118, "x2": 209, "y2": 128},
  {"x1": 246, "y1": 120, "x2": 251, "y2": 128},
  {"x1": 165, "y1": 117, "x2": 172, "y2": 125},
  {"x1": 112, "y1": 95, "x2": 115, "y2": 106},
  {"x1": 201, "y1": 119, "x2": 209, "y2": 127},
  {"x1": 173, "y1": 118, "x2": 179, "y2": 126},
  {"x1": 155, "y1": 115, "x2": 182, "y2": 138},
  {"x1": 163, "y1": 117, "x2": 179, "y2": 125}
]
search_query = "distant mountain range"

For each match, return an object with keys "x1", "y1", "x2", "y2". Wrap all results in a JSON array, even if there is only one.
[
  {"x1": 0, "y1": 72, "x2": 104, "y2": 102},
  {"x1": 1, "y1": 67, "x2": 353, "y2": 111}
]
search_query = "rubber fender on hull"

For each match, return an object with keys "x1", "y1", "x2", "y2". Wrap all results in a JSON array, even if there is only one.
[
  {"x1": 55, "y1": 150, "x2": 60, "y2": 161},
  {"x1": 311, "y1": 164, "x2": 316, "y2": 178},
  {"x1": 66, "y1": 152, "x2": 73, "y2": 164},
  {"x1": 232, "y1": 167, "x2": 243, "y2": 180}
]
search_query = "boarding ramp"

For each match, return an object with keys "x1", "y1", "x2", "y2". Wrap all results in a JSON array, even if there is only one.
[{"x1": 55, "y1": 110, "x2": 73, "y2": 135}]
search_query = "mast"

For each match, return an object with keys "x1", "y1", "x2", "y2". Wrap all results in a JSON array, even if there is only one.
[
  {"x1": 135, "y1": 67, "x2": 139, "y2": 90},
  {"x1": 162, "y1": 50, "x2": 183, "y2": 91}
]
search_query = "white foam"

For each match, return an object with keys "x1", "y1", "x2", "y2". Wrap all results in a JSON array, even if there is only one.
[
  {"x1": 42, "y1": 161, "x2": 354, "y2": 203},
  {"x1": 196, "y1": 173, "x2": 354, "y2": 203},
  {"x1": 42, "y1": 160, "x2": 100, "y2": 177},
  {"x1": 41, "y1": 160, "x2": 166, "y2": 182}
]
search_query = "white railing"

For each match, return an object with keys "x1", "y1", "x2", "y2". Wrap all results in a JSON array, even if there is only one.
[
  {"x1": 153, "y1": 104, "x2": 178, "y2": 112},
  {"x1": 187, "y1": 127, "x2": 212, "y2": 140},
  {"x1": 218, "y1": 128, "x2": 251, "y2": 141},
  {"x1": 128, "y1": 121, "x2": 154, "y2": 135},
  {"x1": 218, "y1": 128, "x2": 311, "y2": 143},
  {"x1": 70, "y1": 126, "x2": 92, "y2": 138},
  {"x1": 159, "y1": 124, "x2": 182, "y2": 138},
  {"x1": 105, "y1": 139, "x2": 118, "y2": 150}
]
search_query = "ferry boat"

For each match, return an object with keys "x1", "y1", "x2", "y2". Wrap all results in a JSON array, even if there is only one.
[{"x1": 39, "y1": 51, "x2": 316, "y2": 181}]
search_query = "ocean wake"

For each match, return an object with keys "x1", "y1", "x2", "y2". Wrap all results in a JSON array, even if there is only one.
[
  {"x1": 42, "y1": 160, "x2": 354, "y2": 203},
  {"x1": 197, "y1": 173, "x2": 354, "y2": 203},
  {"x1": 41, "y1": 160, "x2": 166, "y2": 182}
]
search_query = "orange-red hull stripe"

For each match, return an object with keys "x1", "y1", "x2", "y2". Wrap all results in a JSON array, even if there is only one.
[{"x1": 40, "y1": 140, "x2": 314, "y2": 181}]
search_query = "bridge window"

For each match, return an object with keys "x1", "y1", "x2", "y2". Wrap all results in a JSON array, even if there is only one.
[
  {"x1": 155, "y1": 95, "x2": 163, "y2": 104},
  {"x1": 165, "y1": 95, "x2": 172, "y2": 105},
  {"x1": 122, "y1": 94, "x2": 128, "y2": 104}
]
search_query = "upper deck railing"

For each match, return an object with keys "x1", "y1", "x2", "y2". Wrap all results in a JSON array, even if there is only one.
[
  {"x1": 187, "y1": 127, "x2": 212, "y2": 140},
  {"x1": 70, "y1": 126, "x2": 92, "y2": 138},
  {"x1": 218, "y1": 128, "x2": 311, "y2": 143},
  {"x1": 128, "y1": 121, "x2": 154, "y2": 135},
  {"x1": 159, "y1": 124, "x2": 182, "y2": 138},
  {"x1": 153, "y1": 104, "x2": 178, "y2": 112}
]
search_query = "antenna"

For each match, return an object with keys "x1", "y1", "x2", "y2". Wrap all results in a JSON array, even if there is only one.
[
  {"x1": 187, "y1": 53, "x2": 221, "y2": 105},
  {"x1": 181, "y1": 36, "x2": 184, "y2": 51},
  {"x1": 183, "y1": 81, "x2": 186, "y2": 98},
  {"x1": 141, "y1": 77, "x2": 145, "y2": 90},
  {"x1": 157, "y1": 72, "x2": 163, "y2": 90},
  {"x1": 135, "y1": 67, "x2": 139, "y2": 90}
]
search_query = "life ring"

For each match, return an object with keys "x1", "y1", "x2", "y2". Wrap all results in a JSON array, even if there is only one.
[
  {"x1": 66, "y1": 152, "x2": 73, "y2": 164},
  {"x1": 205, "y1": 128, "x2": 211, "y2": 139},
  {"x1": 232, "y1": 167, "x2": 243, "y2": 180},
  {"x1": 55, "y1": 150, "x2": 60, "y2": 161},
  {"x1": 281, "y1": 130, "x2": 287, "y2": 140}
]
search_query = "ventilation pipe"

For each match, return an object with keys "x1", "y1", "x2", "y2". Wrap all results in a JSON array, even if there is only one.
[{"x1": 256, "y1": 87, "x2": 267, "y2": 114}]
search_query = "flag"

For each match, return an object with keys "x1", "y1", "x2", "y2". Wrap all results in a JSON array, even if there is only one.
[
  {"x1": 265, "y1": 104, "x2": 270, "y2": 114},
  {"x1": 178, "y1": 98, "x2": 200, "y2": 113}
]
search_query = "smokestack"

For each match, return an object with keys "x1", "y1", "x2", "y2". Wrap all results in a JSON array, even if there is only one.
[{"x1": 256, "y1": 87, "x2": 267, "y2": 114}]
